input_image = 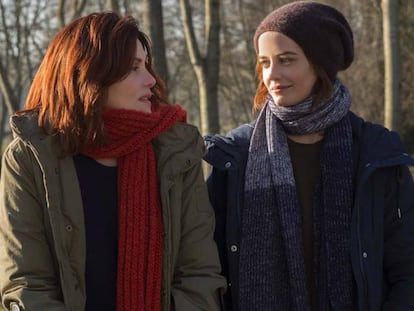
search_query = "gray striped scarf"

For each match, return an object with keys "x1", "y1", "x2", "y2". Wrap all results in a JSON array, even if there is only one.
[{"x1": 239, "y1": 79, "x2": 355, "y2": 311}]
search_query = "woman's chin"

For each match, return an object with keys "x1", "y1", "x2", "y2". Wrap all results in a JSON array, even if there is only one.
[{"x1": 134, "y1": 101, "x2": 152, "y2": 113}]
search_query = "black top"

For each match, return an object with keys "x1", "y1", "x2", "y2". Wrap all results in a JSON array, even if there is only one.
[
  {"x1": 73, "y1": 154, "x2": 118, "y2": 310},
  {"x1": 287, "y1": 138, "x2": 322, "y2": 311}
]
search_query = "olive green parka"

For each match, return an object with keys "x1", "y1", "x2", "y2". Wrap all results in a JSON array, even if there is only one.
[{"x1": 0, "y1": 112, "x2": 226, "y2": 311}]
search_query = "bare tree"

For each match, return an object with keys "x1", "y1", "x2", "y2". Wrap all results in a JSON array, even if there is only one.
[
  {"x1": 326, "y1": 0, "x2": 384, "y2": 123},
  {"x1": 0, "y1": 0, "x2": 55, "y2": 162},
  {"x1": 142, "y1": 0, "x2": 169, "y2": 84},
  {"x1": 106, "y1": 0, "x2": 120, "y2": 13},
  {"x1": 0, "y1": 0, "x2": 50, "y2": 116},
  {"x1": 381, "y1": 0, "x2": 401, "y2": 132},
  {"x1": 0, "y1": 0, "x2": 26, "y2": 115},
  {"x1": 57, "y1": 0, "x2": 88, "y2": 28},
  {"x1": 179, "y1": 0, "x2": 220, "y2": 135}
]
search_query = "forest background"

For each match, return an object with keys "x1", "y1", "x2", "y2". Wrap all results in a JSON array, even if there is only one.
[
  {"x1": 0, "y1": 0, "x2": 413, "y2": 158},
  {"x1": 0, "y1": 0, "x2": 413, "y2": 308}
]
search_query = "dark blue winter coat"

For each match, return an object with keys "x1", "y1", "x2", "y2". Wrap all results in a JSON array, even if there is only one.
[{"x1": 204, "y1": 112, "x2": 414, "y2": 311}]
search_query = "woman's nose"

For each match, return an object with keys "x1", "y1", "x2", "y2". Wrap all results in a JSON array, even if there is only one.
[
  {"x1": 268, "y1": 63, "x2": 282, "y2": 80},
  {"x1": 146, "y1": 71, "x2": 156, "y2": 88}
]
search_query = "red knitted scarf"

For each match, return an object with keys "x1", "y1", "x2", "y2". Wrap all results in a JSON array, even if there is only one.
[{"x1": 83, "y1": 105, "x2": 186, "y2": 311}]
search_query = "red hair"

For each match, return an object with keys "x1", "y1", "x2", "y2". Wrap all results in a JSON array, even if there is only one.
[
  {"x1": 23, "y1": 11, "x2": 168, "y2": 155},
  {"x1": 252, "y1": 58, "x2": 333, "y2": 112}
]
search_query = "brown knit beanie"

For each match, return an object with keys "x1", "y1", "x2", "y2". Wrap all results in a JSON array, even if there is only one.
[{"x1": 253, "y1": 1, "x2": 354, "y2": 81}]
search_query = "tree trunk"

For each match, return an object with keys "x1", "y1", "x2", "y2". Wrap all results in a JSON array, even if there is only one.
[
  {"x1": 204, "y1": 0, "x2": 220, "y2": 135},
  {"x1": 57, "y1": 0, "x2": 87, "y2": 28},
  {"x1": 106, "y1": 0, "x2": 120, "y2": 13},
  {"x1": 142, "y1": 0, "x2": 169, "y2": 85},
  {"x1": 0, "y1": 64, "x2": 18, "y2": 115},
  {"x1": 179, "y1": 0, "x2": 220, "y2": 135},
  {"x1": 381, "y1": 0, "x2": 400, "y2": 132}
]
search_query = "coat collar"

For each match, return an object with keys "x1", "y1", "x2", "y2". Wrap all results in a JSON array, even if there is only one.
[{"x1": 10, "y1": 111, "x2": 205, "y2": 178}]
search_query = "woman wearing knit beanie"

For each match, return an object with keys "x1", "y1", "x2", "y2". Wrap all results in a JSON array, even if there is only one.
[
  {"x1": 0, "y1": 11, "x2": 226, "y2": 311},
  {"x1": 205, "y1": 1, "x2": 414, "y2": 311}
]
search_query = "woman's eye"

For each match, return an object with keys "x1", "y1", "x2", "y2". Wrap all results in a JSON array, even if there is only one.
[
  {"x1": 280, "y1": 57, "x2": 293, "y2": 65},
  {"x1": 259, "y1": 60, "x2": 270, "y2": 68}
]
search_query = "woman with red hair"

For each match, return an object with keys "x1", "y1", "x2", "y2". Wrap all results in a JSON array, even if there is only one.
[{"x1": 0, "y1": 11, "x2": 225, "y2": 311}]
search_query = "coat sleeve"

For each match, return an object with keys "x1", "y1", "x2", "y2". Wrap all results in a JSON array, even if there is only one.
[
  {"x1": 383, "y1": 165, "x2": 414, "y2": 310},
  {"x1": 0, "y1": 140, "x2": 65, "y2": 311},
  {"x1": 170, "y1": 158, "x2": 227, "y2": 311}
]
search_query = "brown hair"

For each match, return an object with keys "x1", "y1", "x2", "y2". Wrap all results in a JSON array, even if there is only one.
[
  {"x1": 252, "y1": 58, "x2": 333, "y2": 112},
  {"x1": 23, "y1": 11, "x2": 168, "y2": 155}
]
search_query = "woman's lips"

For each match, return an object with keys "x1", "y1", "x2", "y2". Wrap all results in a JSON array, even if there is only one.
[{"x1": 272, "y1": 85, "x2": 291, "y2": 93}]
